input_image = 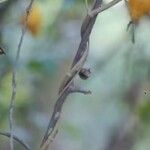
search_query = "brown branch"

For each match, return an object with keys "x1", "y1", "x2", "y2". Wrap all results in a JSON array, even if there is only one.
[
  {"x1": 40, "y1": 0, "x2": 124, "y2": 149},
  {"x1": 8, "y1": 1, "x2": 34, "y2": 150},
  {"x1": 0, "y1": 131, "x2": 31, "y2": 150},
  {"x1": 89, "y1": 0, "x2": 123, "y2": 17},
  {"x1": 40, "y1": 0, "x2": 102, "y2": 149}
]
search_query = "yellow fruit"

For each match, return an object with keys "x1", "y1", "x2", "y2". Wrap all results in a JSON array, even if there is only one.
[
  {"x1": 128, "y1": 0, "x2": 150, "y2": 22},
  {"x1": 22, "y1": 5, "x2": 42, "y2": 36}
]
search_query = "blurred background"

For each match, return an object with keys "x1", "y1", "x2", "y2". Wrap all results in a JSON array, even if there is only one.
[{"x1": 0, "y1": 0, "x2": 150, "y2": 149}]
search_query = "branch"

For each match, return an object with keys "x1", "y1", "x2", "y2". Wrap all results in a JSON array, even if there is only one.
[
  {"x1": 40, "y1": 0, "x2": 125, "y2": 149},
  {"x1": 8, "y1": 1, "x2": 34, "y2": 150},
  {"x1": 89, "y1": 0, "x2": 123, "y2": 17},
  {"x1": 40, "y1": 0, "x2": 103, "y2": 150},
  {"x1": 0, "y1": 131, "x2": 31, "y2": 150}
]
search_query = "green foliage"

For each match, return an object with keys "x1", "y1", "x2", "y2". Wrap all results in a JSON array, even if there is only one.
[
  {"x1": 63, "y1": 123, "x2": 82, "y2": 139},
  {"x1": 27, "y1": 60, "x2": 57, "y2": 74},
  {"x1": 137, "y1": 100, "x2": 150, "y2": 123}
]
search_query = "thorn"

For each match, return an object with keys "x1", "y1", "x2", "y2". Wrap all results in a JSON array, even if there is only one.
[{"x1": 69, "y1": 85, "x2": 92, "y2": 95}]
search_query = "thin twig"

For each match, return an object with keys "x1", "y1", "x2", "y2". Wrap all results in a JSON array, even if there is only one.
[
  {"x1": 89, "y1": 0, "x2": 122, "y2": 17},
  {"x1": 8, "y1": 0, "x2": 34, "y2": 150},
  {"x1": 0, "y1": 131, "x2": 31, "y2": 150},
  {"x1": 70, "y1": 87, "x2": 92, "y2": 95}
]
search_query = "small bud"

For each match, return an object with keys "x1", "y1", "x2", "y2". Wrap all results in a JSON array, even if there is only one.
[
  {"x1": 0, "y1": 47, "x2": 5, "y2": 55},
  {"x1": 79, "y1": 68, "x2": 91, "y2": 80}
]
